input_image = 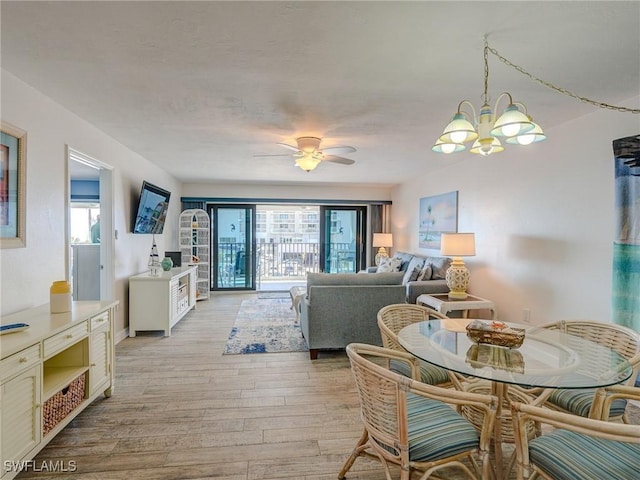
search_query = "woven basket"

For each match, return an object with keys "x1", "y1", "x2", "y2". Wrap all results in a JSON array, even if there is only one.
[
  {"x1": 466, "y1": 321, "x2": 525, "y2": 349},
  {"x1": 43, "y1": 373, "x2": 86, "y2": 436},
  {"x1": 461, "y1": 382, "x2": 537, "y2": 443}
]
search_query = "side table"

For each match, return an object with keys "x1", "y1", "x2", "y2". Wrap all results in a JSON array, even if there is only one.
[
  {"x1": 289, "y1": 286, "x2": 306, "y2": 322},
  {"x1": 416, "y1": 293, "x2": 497, "y2": 320}
]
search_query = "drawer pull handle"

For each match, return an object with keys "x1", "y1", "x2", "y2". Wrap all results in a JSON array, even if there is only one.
[
  {"x1": 90, "y1": 363, "x2": 96, "y2": 367},
  {"x1": 66, "y1": 334, "x2": 73, "y2": 339},
  {"x1": 19, "y1": 356, "x2": 28, "y2": 363}
]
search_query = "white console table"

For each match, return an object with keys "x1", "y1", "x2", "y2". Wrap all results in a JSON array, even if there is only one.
[
  {"x1": 129, "y1": 266, "x2": 197, "y2": 337},
  {"x1": 1, "y1": 301, "x2": 117, "y2": 480}
]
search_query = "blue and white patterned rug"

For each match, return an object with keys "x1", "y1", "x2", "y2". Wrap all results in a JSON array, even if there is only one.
[{"x1": 223, "y1": 297, "x2": 309, "y2": 354}]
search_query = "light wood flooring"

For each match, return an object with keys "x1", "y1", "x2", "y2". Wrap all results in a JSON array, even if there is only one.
[
  {"x1": 15, "y1": 293, "x2": 638, "y2": 480},
  {"x1": 17, "y1": 293, "x2": 392, "y2": 480}
]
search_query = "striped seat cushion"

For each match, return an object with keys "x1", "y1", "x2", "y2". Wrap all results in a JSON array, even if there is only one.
[
  {"x1": 529, "y1": 429, "x2": 640, "y2": 480},
  {"x1": 390, "y1": 359, "x2": 450, "y2": 385},
  {"x1": 548, "y1": 388, "x2": 627, "y2": 418},
  {"x1": 406, "y1": 392, "x2": 480, "y2": 462}
]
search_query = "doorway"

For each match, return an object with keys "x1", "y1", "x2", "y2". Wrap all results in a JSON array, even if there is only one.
[
  {"x1": 319, "y1": 206, "x2": 366, "y2": 273},
  {"x1": 209, "y1": 204, "x2": 256, "y2": 290},
  {"x1": 66, "y1": 147, "x2": 114, "y2": 301},
  {"x1": 204, "y1": 203, "x2": 369, "y2": 292}
]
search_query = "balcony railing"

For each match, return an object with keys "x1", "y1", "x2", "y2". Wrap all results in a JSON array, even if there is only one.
[{"x1": 216, "y1": 242, "x2": 356, "y2": 288}]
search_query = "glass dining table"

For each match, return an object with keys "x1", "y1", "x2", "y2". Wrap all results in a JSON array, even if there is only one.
[{"x1": 397, "y1": 318, "x2": 633, "y2": 480}]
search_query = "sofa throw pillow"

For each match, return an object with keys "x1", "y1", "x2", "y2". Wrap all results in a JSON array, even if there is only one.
[
  {"x1": 417, "y1": 263, "x2": 432, "y2": 281},
  {"x1": 406, "y1": 265, "x2": 422, "y2": 282},
  {"x1": 402, "y1": 256, "x2": 425, "y2": 284},
  {"x1": 430, "y1": 257, "x2": 452, "y2": 280},
  {"x1": 377, "y1": 256, "x2": 402, "y2": 273}
]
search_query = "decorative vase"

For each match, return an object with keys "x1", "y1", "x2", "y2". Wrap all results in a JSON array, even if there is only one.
[
  {"x1": 50, "y1": 280, "x2": 72, "y2": 313},
  {"x1": 161, "y1": 256, "x2": 174, "y2": 271}
]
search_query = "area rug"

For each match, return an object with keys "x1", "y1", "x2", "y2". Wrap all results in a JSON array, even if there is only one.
[
  {"x1": 257, "y1": 291, "x2": 290, "y2": 299},
  {"x1": 223, "y1": 298, "x2": 309, "y2": 354}
]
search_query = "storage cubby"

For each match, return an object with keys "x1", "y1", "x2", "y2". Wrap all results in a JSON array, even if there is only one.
[{"x1": 43, "y1": 339, "x2": 89, "y2": 401}]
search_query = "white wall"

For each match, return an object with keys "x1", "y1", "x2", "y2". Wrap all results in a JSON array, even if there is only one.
[
  {"x1": 392, "y1": 98, "x2": 640, "y2": 325},
  {"x1": 0, "y1": 71, "x2": 182, "y2": 337}
]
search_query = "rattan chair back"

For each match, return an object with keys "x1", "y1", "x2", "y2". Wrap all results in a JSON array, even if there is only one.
[
  {"x1": 339, "y1": 343, "x2": 498, "y2": 480},
  {"x1": 542, "y1": 320, "x2": 640, "y2": 384},
  {"x1": 377, "y1": 303, "x2": 448, "y2": 351}
]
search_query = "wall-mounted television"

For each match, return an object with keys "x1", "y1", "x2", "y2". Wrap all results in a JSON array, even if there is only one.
[{"x1": 132, "y1": 181, "x2": 171, "y2": 234}]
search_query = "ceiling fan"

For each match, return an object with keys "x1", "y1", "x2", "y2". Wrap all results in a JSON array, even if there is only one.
[{"x1": 256, "y1": 136, "x2": 356, "y2": 172}]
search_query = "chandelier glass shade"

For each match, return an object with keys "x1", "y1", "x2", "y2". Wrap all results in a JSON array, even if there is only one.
[
  {"x1": 432, "y1": 139, "x2": 466, "y2": 154},
  {"x1": 505, "y1": 117, "x2": 547, "y2": 145}
]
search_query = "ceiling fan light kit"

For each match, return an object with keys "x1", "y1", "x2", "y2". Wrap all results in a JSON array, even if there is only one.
[
  {"x1": 295, "y1": 154, "x2": 322, "y2": 172},
  {"x1": 262, "y1": 136, "x2": 357, "y2": 172}
]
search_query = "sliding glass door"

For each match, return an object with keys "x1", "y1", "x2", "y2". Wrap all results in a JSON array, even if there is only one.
[
  {"x1": 319, "y1": 206, "x2": 366, "y2": 273},
  {"x1": 208, "y1": 205, "x2": 256, "y2": 290}
]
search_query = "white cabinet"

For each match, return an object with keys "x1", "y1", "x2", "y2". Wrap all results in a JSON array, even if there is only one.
[
  {"x1": 89, "y1": 311, "x2": 112, "y2": 397},
  {"x1": 0, "y1": 301, "x2": 117, "y2": 480},
  {"x1": 179, "y1": 209, "x2": 210, "y2": 301},
  {"x1": 1, "y1": 365, "x2": 41, "y2": 475},
  {"x1": 129, "y1": 266, "x2": 197, "y2": 337}
]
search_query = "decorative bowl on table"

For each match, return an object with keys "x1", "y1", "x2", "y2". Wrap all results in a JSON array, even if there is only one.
[{"x1": 466, "y1": 320, "x2": 526, "y2": 349}]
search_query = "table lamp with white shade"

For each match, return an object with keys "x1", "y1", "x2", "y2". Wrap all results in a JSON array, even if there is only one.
[
  {"x1": 440, "y1": 233, "x2": 476, "y2": 299},
  {"x1": 372, "y1": 233, "x2": 393, "y2": 266}
]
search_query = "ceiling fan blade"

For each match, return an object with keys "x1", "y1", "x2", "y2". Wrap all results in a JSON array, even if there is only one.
[
  {"x1": 322, "y1": 145, "x2": 356, "y2": 155},
  {"x1": 252, "y1": 154, "x2": 294, "y2": 158},
  {"x1": 276, "y1": 142, "x2": 300, "y2": 152},
  {"x1": 323, "y1": 155, "x2": 355, "y2": 165}
]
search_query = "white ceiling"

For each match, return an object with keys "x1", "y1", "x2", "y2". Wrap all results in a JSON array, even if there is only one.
[{"x1": 2, "y1": 1, "x2": 639, "y2": 187}]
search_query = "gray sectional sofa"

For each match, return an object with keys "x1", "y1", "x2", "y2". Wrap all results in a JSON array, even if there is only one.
[
  {"x1": 298, "y1": 253, "x2": 451, "y2": 360},
  {"x1": 299, "y1": 272, "x2": 406, "y2": 359},
  {"x1": 368, "y1": 251, "x2": 452, "y2": 303}
]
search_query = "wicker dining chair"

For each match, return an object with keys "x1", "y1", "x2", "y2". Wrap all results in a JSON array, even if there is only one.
[
  {"x1": 540, "y1": 320, "x2": 640, "y2": 422},
  {"x1": 511, "y1": 397, "x2": 640, "y2": 480},
  {"x1": 339, "y1": 343, "x2": 498, "y2": 480},
  {"x1": 377, "y1": 303, "x2": 455, "y2": 387}
]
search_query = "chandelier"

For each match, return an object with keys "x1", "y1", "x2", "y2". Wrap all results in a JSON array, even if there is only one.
[
  {"x1": 433, "y1": 38, "x2": 546, "y2": 156},
  {"x1": 434, "y1": 38, "x2": 639, "y2": 156}
]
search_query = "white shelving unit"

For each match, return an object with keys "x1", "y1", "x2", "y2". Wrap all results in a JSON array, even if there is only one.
[{"x1": 179, "y1": 209, "x2": 210, "y2": 301}]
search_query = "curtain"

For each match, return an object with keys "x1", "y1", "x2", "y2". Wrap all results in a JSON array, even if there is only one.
[
  {"x1": 612, "y1": 135, "x2": 640, "y2": 339},
  {"x1": 181, "y1": 201, "x2": 205, "y2": 211}
]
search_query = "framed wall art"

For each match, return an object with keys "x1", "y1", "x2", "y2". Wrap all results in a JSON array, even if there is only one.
[
  {"x1": 1, "y1": 122, "x2": 27, "y2": 248},
  {"x1": 418, "y1": 191, "x2": 458, "y2": 249}
]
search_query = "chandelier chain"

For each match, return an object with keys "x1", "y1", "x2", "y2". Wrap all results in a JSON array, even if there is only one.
[
  {"x1": 483, "y1": 41, "x2": 489, "y2": 104},
  {"x1": 485, "y1": 41, "x2": 640, "y2": 114}
]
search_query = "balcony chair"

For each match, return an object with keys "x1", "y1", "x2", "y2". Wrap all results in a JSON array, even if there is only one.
[
  {"x1": 339, "y1": 343, "x2": 498, "y2": 480},
  {"x1": 539, "y1": 320, "x2": 640, "y2": 422},
  {"x1": 377, "y1": 303, "x2": 458, "y2": 387},
  {"x1": 511, "y1": 392, "x2": 640, "y2": 480}
]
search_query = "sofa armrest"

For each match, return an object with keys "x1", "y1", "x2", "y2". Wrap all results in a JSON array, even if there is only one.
[{"x1": 406, "y1": 279, "x2": 449, "y2": 304}]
